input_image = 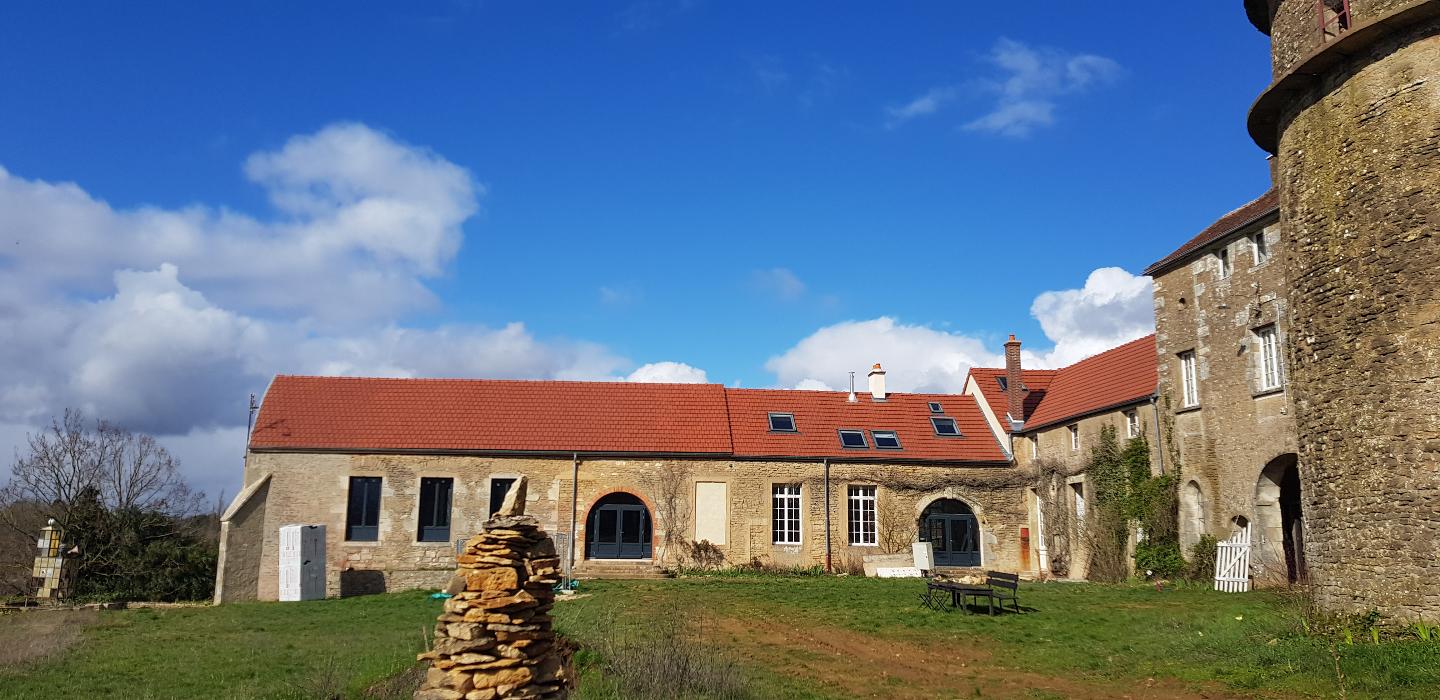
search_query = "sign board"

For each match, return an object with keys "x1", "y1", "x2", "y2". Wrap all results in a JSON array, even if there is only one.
[{"x1": 876, "y1": 567, "x2": 923, "y2": 578}]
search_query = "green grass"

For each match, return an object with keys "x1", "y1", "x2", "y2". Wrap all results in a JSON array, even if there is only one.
[{"x1": 1, "y1": 578, "x2": 1436, "y2": 699}]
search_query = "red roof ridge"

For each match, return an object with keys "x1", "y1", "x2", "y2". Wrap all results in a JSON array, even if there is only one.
[{"x1": 1144, "y1": 189, "x2": 1278, "y2": 277}]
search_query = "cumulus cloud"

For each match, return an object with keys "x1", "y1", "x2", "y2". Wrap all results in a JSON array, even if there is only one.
[
  {"x1": 765, "y1": 317, "x2": 1003, "y2": 393},
  {"x1": 625, "y1": 361, "x2": 709, "y2": 384},
  {"x1": 765, "y1": 268, "x2": 1154, "y2": 391},
  {"x1": 1028, "y1": 267, "x2": 1154, "y2": 367},
  {"x1": 0, "y1": 124, "x2": 705, "y2": 496},
  {"x1": 886, "y1": 38, "x2": 1120, "y2": 137}
]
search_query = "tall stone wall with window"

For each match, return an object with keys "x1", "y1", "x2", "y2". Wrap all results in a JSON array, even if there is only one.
[
  {"x1": 1150, "y1": 212, "x2": 1300, "y2": 583},
  {"x1": 220, "y1": 452, "x2": 1030, "y2": 601},
  {"x1": 1248, "y1": 0, "x2": 1440, "y2": 616}
]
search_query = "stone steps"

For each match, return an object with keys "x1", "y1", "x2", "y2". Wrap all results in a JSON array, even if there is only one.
[{"x1": 572, "y1": 559, "x2": 674, "y2": 580}]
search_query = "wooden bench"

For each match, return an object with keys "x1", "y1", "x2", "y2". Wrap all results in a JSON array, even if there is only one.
[
  {"x1": 920, "y1": 572, "x2": 1023, "y2": 615},
  {"x1": 985, "y1": 571, "x2": 1021, "y2": 614}
]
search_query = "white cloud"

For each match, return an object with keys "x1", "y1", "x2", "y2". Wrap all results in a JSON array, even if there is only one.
[
  {"x1": 885, "y1": 87, "x2": 958, "y2": 128},
  {"x1": 625, "y1": 362, "x2": 709, "y2": 384},
  {"x1": 963, "y1": 38, "x2": 1121, "y2": 137},
  {"x1": 0, "y1": 124, "x2": 701, "y2": 497},
  {"x1": 1028, "y1": 267, "x2": 1154, "y2": 367},
  {"x1": 0, "y1": 122, "x2": 479, "y2": 324},
  {"x1": 765, "y1": 268, "x2": 1154, "y2": 390},
  {"x1": 751, "y1": 267, "x2": 806, "y2": 301},
  {"x1": 765, "y1": 317, "x2": 1002, "y2": 394}
]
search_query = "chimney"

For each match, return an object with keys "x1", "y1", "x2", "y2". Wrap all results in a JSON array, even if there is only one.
[
  {"x1": 1005, "y1": 335, "x2": 1024, "y2": 427},
  {"x1": 847, "y1": 372, "x2": 857, "y2": 403},
  {"x1": 867, "y1": 363, "x2": 887, "y2": 401}
]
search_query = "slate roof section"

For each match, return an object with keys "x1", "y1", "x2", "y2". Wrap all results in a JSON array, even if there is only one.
[
  {"x1": 725, "y1": 389, "x2": 1009, "y2": 463},
  {"x1": 250, "y1": 376, "x2": 1009, "y2": 464},
  {"x1": 966, "y1": 367, "x2": 1059, "y2": 431},
  {"x1": 250, "y1": 376, "x2": 733, "y2": 454},
  {"x1": 1021, "y1": 334, "x2": 1158, "y2": 432},
  {"x1": 1144, "y1": 189, "x2": 1279, "y2": 277}
]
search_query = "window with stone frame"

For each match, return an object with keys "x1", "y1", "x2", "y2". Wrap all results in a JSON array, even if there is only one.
[
  {"x1": 1216, "y1": 246, "x2": 1232, "y2": 279},
  {"x1": 772, "y1": 484, "x2": 801, "y2": 545},
  {"x1": 417, "y1": 477, "x2": 453, "y2": 542},
  {"x1": 1125, "y1": 410, "x2": 1140, "y2": 439},
  {"x1": 1252, "y1": 230, "x2": 1271, "y2": 264},
  {"x1": 1068, "y1": 424, "x2": 1079, "y2": 452},
  {"x1": 847, "y1": 485, "x2": 877, "y2": 546},
  {"x1": 345, "y1": 476, "x2": 382, "y2": 541},
  {"x1": 1256, "y1": 325, "x2": 1284, "y2": 391},
  {"x1": 1179, "y1": 351, "x2": 1199, "y2": 407}
]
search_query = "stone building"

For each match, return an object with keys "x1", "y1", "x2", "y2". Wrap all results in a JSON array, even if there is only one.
[
  {"x1": 215, "y1": 369, "x2": 1036, "y2": 602},
  {"x1": 1145, "y1": 191, "x2": 1303, "y2": 585},
  {"x1": 964, "y1": 334, "x2": 1160, "y2": 579},
  {"x1": 1241, "y1": 0, "x2": 1440, "y2": 616}
]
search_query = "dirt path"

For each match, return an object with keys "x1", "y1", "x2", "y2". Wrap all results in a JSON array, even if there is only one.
[
  {"x1": 709, "y1": 615, "x2": 1251, "y2": 699},
  {"x1": 0, "y1": 608, "x2": 99, "y2": 667}
]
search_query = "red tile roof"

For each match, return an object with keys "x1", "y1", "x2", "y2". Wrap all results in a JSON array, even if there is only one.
[
  {"x1": 250, "y1": 377, "x2": 733, "y2": 454},
  {"x1": 725, "y1": 389, "x2": 1008, "y2": 463},
  {"x1": 966, "y1": 367, "x2": 1058, "y2": 430},
  {"x1": 1144, "y1": 190, "x2": 1278, "y2": 277},
  {"x1": 1021, "y1": 335, "x2": 1158, "y2": 431},
  {"x1": 250, "y1": 376, "x2": 1009, "y2": 464}
]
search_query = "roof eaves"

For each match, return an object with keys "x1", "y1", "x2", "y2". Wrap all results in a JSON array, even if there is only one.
[
  {"x1": 1143, "y1": 196, "x2": 1280, "y2": 277},
  {"x1": 1020, "y1": 393, "x2": 1157, "y2": 434}
]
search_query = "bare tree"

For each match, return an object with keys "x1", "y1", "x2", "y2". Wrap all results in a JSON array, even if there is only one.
[
  {"x1": 876, "y1": 493, "x2": 914, "y2": 554},
  {"x1": 646, "y1": 462, "x2": 692, "y2": 566}
]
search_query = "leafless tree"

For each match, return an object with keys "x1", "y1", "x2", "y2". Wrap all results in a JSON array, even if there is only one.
[
  {"x1": 646, "y1": 462, "x2": 692, "y2": 565},
  {"x1": 0, "y1": 410, "x2": 205, "y2": 593},
  {"x1": 876, "y1": 492, "x2": 914, "y2": 554}
]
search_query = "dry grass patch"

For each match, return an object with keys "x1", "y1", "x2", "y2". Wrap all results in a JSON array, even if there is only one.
[{"x1": 0, "y1": 608, "x2": 99, "y2": 667}]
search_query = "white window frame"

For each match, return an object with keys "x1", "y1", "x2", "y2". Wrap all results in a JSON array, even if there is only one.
[
  {"x1": 1180, "y1": 351, "x2": 1199, "y2": 407},
  {"x1": 1125, "y1": 410, "x2": 1140, "y2": 439},
  {"x1": 1257, "y1": 325, "x2": 1283, "y2": 391},
  {"x1": 1072, "y1": 482, "x2": 1087, "y2": 523},
  {"x1": 1252, "y1": 231, "x2": 1270, "y2": 264},
  {"x1": 1029, "y1": 434, "x2": 1038, "y2": 458},
  {"x1": 847, "y1": 485, "x2": 877, "y2": 546},
  {"x1": 1216, "y1": 246, "x2": 1232, "y2": 278},
  {"x1": 1068, "y1": 424, "x2": 1079, "y2": 452},
  {"x1": 772, "y1": 484, "x2": 801, "y2": 545}
]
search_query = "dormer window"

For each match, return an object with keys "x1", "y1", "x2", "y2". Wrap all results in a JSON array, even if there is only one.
[
  {"x1": 768, "y1": 413, "x2": 797, "y2": 432},
  {"x1": 871, "y1": 430, "x2": 901, "y2": 450},
  {"x1": 930, "y1": 417, "x2": 960, "y2": 436},
  {"x1": 928, "y1": 402, "x2": 943, "y2": 414},
  {"x1": 838, "y1": 429, "x2": 868, "y2": 449}
]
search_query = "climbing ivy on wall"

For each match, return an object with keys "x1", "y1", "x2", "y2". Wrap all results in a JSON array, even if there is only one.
[{"x1": 1085, "y1": 425, "x2": 1185, "y2": 581}]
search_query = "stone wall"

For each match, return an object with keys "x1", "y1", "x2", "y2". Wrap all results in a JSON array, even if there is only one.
[
  {"x1": 1152, "y1": 211, "x2": 1303, "y2": 583},
  {"x1": 1269, "y1": 15, "x2": 1440, "y2": 616},
  {"x1": 222, "y1": 451, "x2": 1032, "y2": 601},
  {"x1": 1267, "y1": 0, "x2": 1420, "y2": 77}
]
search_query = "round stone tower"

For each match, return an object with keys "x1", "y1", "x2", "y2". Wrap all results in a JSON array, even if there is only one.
[{"x1": 1244, "y1": 0, "x2": 1440, "y2": 618}]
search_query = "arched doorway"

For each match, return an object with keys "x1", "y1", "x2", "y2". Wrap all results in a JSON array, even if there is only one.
[
  {"x1": 919, "y1": 499, "x2": 980, "y2": 567},
  {"x1": 1255, "y1": 454, "x2": 1305, "y2": 583},
  {"x1": 1180, "y1": 481, "x2": 1207, "y2": 551},
  {"x1": 585, "y1": 493, "x2": 653, "y2": 560}
]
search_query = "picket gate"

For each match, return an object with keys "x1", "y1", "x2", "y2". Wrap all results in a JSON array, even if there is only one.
[{"x1": 1214, "y1": 524, "x2": 1252, "y2": 593}]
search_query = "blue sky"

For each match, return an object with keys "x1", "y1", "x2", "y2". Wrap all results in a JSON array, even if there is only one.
[{"x1": 0, "y1": 2, "x2": 1274, "y2": 494}]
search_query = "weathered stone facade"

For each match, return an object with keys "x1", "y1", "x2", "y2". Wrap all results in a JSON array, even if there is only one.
[
  {"x1": 1244, "y1": 0, "x2": 1440, "y2": 616},
  {"x1": 219, "y1": 450, "x2": 1029, "y2": 602},
  {"x1": 1149, "y1": 207, "x2": 1302, "y2": 584}
]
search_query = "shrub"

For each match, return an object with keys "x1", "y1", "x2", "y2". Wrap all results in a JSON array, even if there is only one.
[
  {"x1": 1186, "y1": 535, "x2": 1218, "y2": 582},
  {"x1": 678, "y1": 539, "x2": 726, "y2": 571},
  {"x1": 1135, "y1": 539, "x2": 1185, "y2": 579}
]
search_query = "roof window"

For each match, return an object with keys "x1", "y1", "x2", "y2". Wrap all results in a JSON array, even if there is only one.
[
  {"x1": 837, "y1": 429, "x2": 868, "y2": 449},
  {"x1": 996, "y1": 376, "x2": 1008, "y2": 391},
  {"x1": 872, "y1": 430, "x2": 902, "y2": 450},
  {"x1": 768, "y1": 413, "x2": 797, "y2": 432},
  {"x1": 928, "y1": 402, "x2": 943, "y2": 414},
  {"x1": 930, "y1": 417, "x2": 961, "y2": 437}
]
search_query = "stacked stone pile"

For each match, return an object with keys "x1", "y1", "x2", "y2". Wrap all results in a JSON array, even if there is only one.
[{"x1": 416, "y1": 478, "x2": 570, "y2": 700}]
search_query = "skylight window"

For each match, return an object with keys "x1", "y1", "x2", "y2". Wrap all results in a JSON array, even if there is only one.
[
  {"x1": 768, "y1": 413, "x2": 796, "y2": 432},
  {"x1": 996, "y1": 377, "x2": 1008, "y2": 391},
  {"x1": 930, "y1": 417, "x2": 961, "y2": 436},
  {"x1": 872, "y1": 430, "x2": 901, "y2": 449},
  {"x1": 928, "y1": 402, "x2": 943, "y2": 414},
  {"x1": 837, "y1": 429, "x2": 868, "y2": 449}
]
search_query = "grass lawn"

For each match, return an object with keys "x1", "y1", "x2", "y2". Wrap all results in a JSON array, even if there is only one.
[{"x1": 1, "y1": 577, "x2": 1436, "y2": 699}]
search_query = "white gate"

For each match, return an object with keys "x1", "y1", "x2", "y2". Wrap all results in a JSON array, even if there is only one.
[{"x1": 1214, "y1": 524, "x2": 1252, "y2": 593}]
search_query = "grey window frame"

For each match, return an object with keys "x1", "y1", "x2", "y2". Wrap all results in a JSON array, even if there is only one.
[
  {"x1": 927, "y1": 402, "x2": 944, "y2": 414},
  {"x1": 871, "y1": 430, "x2": 902, "y2": 450},
  {"x1": 345, "y1": 476, "x2": 382, "y2": 542},
  {"x1": 930, "y1": 416, "x2": 961, "y2": 436},
  {"x1": 837, "y1": 429, "x2": 869, "y2": 449},
  {"x1": 767, "y1": 412, "x2": 798, "y2": 433},
  {"x1": 417, "y1": 477, "x2": 453, "y2": 543}
]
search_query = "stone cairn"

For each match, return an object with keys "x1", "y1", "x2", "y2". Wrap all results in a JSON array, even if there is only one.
[{"x1": 416, "y1": 477, "x2": 570, "y2": 700}]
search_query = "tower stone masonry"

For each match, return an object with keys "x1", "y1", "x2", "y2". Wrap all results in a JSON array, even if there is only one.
[{"x1": 1244, "y1": 0, "x2": 1440, "y2": 617}]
